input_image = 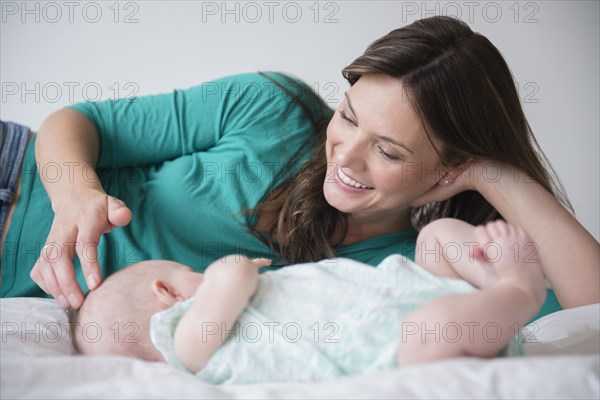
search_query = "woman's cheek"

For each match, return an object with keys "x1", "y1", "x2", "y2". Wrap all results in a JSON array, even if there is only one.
[
  {"x1": 326, "y1": 112, "x2": 338, "y2": 134},
  {"x1": 401, "y1": 162, "x2": 440, "y2": 194},
  {"x1": 400, "y1": 162, "x2": 427, "y2": 186},
  {"x1": 325, "y1": 120, "x2": 337, "y2": 158}
]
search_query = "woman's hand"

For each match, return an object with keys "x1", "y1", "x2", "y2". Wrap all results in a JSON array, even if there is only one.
[
  {"x1": 30, "y1": 188, "x2": 132, "y2": 309},
  {"x1": 410, "y1": 159, "x2": 500, "y2": 207}
]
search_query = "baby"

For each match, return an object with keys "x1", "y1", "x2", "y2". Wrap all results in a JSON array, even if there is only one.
[{"x1": 68, "y1": 218, "x2": 547, "y2": 384}]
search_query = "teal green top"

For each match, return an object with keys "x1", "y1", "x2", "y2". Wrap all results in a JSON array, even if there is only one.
[
  {"x1": 1, "y1": 72, "x2": 418, "y2": 298},
  {"x1": 0, "y1": 71, "x2": 559, "y2": 322}
]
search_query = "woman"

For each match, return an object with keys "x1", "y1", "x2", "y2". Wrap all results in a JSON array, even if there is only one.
[{"x1": 2, "y1": 16, "x2": 598, "y2": 314}]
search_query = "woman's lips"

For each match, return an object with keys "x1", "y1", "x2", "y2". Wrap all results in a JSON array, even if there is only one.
[{"x1": 336, "y1": 166, "x2": 374, "y2": 191}]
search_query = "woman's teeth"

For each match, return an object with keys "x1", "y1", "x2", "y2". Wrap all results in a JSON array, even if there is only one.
[{"x1": 338, "y1": 167, "x2": 373, "y2": 189}]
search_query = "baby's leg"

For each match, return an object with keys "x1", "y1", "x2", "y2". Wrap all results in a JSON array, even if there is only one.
[
  {"x1": 415, "y1": 218, "x2": 498, "y2": 286},
  {"x1": 398, "y1": 220, "x2": 547, "y2": 366}
]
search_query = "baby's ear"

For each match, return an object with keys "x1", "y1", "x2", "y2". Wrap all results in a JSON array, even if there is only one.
[{"x1": 151, "y1": 279, "x2": 183, "y2": 306}]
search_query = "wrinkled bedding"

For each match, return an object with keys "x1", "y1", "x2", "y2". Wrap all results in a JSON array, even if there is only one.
[{"x1": 1, "y1": 298, "x2": 599, "y2": 399}]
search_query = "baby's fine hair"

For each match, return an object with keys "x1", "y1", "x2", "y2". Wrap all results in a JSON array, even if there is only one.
[{"x1": 68, "y1": 263, "x2": 165, "y2": 362}]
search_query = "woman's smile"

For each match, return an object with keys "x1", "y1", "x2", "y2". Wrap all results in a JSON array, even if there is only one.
[{"x1": 336, "y1": 166, "x2": 374, "y2": 191}]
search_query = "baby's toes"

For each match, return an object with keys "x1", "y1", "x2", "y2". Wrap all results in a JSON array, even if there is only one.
[
  {"x1": 488, "y1": 220, "x2": 509, "y2": 239},
  {"x1": 474, "y1": 224, "x2": 492, "y2": 247}
]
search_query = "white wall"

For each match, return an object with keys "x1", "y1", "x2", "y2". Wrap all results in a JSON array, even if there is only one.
[{"x1": 2, "y1": 0, "x2": 598, "y2": 240}]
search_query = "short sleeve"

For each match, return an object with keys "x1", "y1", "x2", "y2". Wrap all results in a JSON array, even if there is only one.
[
  {"x1": 66, "y1": 72, "x2": 331, "y2": 168},
  {"x1": 149, "y1": 299, "x2": 195, "y2": 373}
]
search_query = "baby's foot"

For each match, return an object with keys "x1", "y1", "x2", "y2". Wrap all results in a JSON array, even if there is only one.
[{"x1": 472, "y1": 221, "x2": 547, "y2": 308}]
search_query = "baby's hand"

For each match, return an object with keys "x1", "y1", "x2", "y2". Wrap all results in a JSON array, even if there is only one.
[
  {"x1": 203, "y1": 255, "x2": 271, "y2": 298},
  {"x1": 206, "y1": 255, "x2": 271, "y2": 273}
]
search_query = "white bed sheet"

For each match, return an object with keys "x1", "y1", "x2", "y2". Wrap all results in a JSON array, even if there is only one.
[{"x1": 1, "y1": 298, "x2": 599, "y2": 399}]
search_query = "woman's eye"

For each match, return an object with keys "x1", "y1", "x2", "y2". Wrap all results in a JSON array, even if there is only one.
[
  {"x1": 377, "y1": 146, "x2": 401, "y2": 161},
  {"x1": 339, "y1": 110, "x2": 356, "y2": 126}
]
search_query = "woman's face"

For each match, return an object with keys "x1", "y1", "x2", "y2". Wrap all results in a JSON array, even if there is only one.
[{"x1": 324, "y1": 74, "x2": 445, "y2": 228}]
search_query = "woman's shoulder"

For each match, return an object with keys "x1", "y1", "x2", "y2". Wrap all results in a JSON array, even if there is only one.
[
  {"x1": 191, "y1": 71, "x2": 312, "y2": 97},
  {"x1": 207, "y1": 70, "x2": 310, "y2": 90},
  {"x1": 198, "y1": 71, "x2": 334, "y2": 121}
]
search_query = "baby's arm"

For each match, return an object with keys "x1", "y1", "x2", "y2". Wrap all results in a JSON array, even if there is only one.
[
  {"x1": 398, "y1": 279, "x2": 539, "y2": 366},
  {"x1": 173, "y1": 256, "x2": 270, "y2": 373}
]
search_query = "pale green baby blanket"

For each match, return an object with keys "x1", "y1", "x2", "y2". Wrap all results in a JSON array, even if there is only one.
[{"x1": 150, "y1": 255, "x2": 513, "y2": 384}]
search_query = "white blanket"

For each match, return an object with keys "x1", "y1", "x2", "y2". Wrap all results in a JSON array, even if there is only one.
[{"x1": 2, "y1": 298, "x2": 599, "y2": 399}]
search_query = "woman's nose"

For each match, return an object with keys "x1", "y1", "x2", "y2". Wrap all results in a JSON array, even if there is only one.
[{"x1": 336, "y1": 135, "x2": 367, "y2": 171}]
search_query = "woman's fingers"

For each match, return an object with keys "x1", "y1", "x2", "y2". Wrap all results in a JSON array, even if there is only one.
[
  {"x1": 31, "y1": 240, "x2": 74, "y2": 308},
  {"x1": 30, "y1": 193, "x2": 132, "y2": 309},
  {"x1": 107, "y1": 196, "x2": 132, "y2": 228},
  {"x1": 33, "y1": 249, "x2": 69, "y2": 307},
  {"x1": 30, "y1": 248, "x2": 52, "y2": 296},
  {"x1": 35, "y1": 234, "x2": 95, "y2": 309},
  {"x1": 52, "y1": 240, "x2": 84, "y2": 309},
  {"x1": 409, "y1": 161, "x2": 476, "y2": 208},
  {"x1": 410, "y1": 178, "x2": 465, "y2": 208},
  {"x1": 249, "y1": 257, "x2": 273, "y2": 268},
  {"x1": 76, "y1": 229, "x2": 102, "y2": 291},
  {"x1": 82, "y1": 196, "x2": 129, "y2": 288}
]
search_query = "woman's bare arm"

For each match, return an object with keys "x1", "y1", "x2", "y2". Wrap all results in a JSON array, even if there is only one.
[
  {"x1": 474, "y1": 162, "x2": 599, "y2": 308},
  {"x1": 31, "y1": 109, "x2": 131, "y2": 309}
]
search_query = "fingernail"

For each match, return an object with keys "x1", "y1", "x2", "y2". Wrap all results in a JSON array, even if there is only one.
[
  {"x1": 58, "y1": 295, "x2": 69, "y2": 309},
  {"x1": 250, "y1": 258, "x2": 271, "y2": 264},
  {"x1": 87, "y1": 274, "x2": 98, "y2": 290},
  {"x1": 68, "y1": 294, "x2": 80, "y2": 309}
]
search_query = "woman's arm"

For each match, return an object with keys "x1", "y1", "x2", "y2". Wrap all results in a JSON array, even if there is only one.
[
  {"x1": 30, "y1": 72, "x2": 315, "y2": 309},
  {"x1": 474, "y1": 162, "x2": 599, "y2": 309},
  {"x1": 64, "y1": 72, "x2": 314, "y2": 168},
  {"x1": 173, "y1": 257, "x2": 269, "y2": 374},
  {"x1": 31, "y1": 109, "x2": 132, "y2": 309},
  {"x1": 412, "y1": 161, "x2": 599, "y2": 309}
]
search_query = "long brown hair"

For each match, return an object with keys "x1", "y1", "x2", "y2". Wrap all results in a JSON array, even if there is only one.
[
  {"x1": 245, "y1": 71, "x2": 343, "y2": 264},
  {"x1": 248, "y1": 16, "x2": 574, "y2": 264}
]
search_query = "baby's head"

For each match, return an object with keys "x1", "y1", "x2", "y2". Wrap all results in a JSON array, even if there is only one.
[{"x1": 68, "y1": 260, "x2": 203, "y2": 362}]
